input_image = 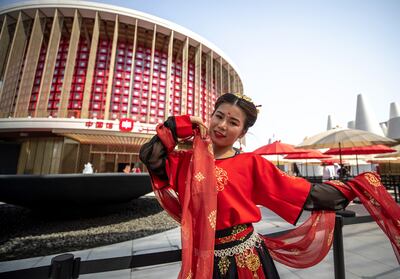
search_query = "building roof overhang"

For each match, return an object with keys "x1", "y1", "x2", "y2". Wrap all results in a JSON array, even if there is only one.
[
  {"x1": 0, "y1": 118, "x2": 155, "y2": 145},
  {"x1": 53, "y1": 129, "x2": 152, "y2": 145}
]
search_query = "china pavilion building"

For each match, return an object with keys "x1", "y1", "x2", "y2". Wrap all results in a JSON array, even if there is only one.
[{"x1": 0, "y1": 1, "x2": 244, "y2": 174}]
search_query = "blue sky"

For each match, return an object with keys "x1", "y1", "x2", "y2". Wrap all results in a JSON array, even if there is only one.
[{"x1": 8, "y1": 0, "x2": 400, "y2": 150}]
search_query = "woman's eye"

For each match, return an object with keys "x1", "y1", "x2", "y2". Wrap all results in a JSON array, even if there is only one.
[
  {"x1": 230, "y1": 122, "x2": 238, "y2": 126},
  {"x1": 216, "y1": 115, "x2": 222, "y2": 119}
]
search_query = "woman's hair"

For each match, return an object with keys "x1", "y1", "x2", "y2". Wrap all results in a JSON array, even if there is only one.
[{"x1": 212, "y1": 93, "x2": 258, "y2": 132}]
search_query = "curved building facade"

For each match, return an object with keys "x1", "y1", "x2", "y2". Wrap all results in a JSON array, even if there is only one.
[{"x1": 0, "y1": 1, "x2": 244, "y2": 174}]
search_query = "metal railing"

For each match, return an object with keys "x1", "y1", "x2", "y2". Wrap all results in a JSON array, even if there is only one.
[{"x1": 0, "y1": 214, "x2": 374, "y2": 279}]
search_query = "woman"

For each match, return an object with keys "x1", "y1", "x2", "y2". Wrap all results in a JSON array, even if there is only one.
[{"x1": 140, "y1": 93, "x2": 399, "y2": 278}]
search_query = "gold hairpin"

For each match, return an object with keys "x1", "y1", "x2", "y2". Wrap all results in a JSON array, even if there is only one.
[{"x1": 233, "y1": 92, "x2": 253, "y2": 103}]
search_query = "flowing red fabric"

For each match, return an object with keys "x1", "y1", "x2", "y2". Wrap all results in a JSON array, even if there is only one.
[
  {"x1": 151, "y1": 126, "x2": 217, "y2": 279},
  {"x1": 328, "y1": 173, "x2": 400, "y2": 263},
  {"x1": 178, "y1": 131, "x2": 217, "y2": 279},
  {"x1": 263, "y1": 211, "x2": 336, "y2": 268},
  {"x1": 149, "y1": 126, "x2": 400, "y2": 277}
]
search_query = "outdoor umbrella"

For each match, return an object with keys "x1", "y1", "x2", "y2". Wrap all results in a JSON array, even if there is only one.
[
  {"x1": 297, "y1": 128, "x2": 397, "y2": 177},
  {"x1": 253, "y1": 140, "x2": 306, "y2": 167},
  {"x1": 375, "y1": 144, "x2": 400, "y2": 159},
  {"x1": 284, "y1": 149, "x2": 331, "y2": 177},
  {"x1": 323, "y1": 145, "x2": 396, "y2": 175}
]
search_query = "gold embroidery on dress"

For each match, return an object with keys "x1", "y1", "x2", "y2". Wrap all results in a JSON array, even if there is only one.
[
  {"x1": 208, "y1": 210, "x2": 217, "y2": 230},
  {"x1": 194, "y1": 171, "x2": 205, "y2": 182},
  {"x1": 219, "y1": 235, "x2": 236, "y2": 244},
  {"x1": 235, "y1": 249, "x2": 261, "y2": 278},
  {"x1": 185, "y1": 270, "x2": 193, "y2": 279},
  {"x1": 218, "y1": 256, "x2": 230, "y2": 276},
  {"x1": 232, "y1": 224, "x2": 247, "y2": 234},
  {"x1": 218, "y1": 225, "x2": 248, "y2": 243},
  {"x1": 215, "y1": 166, "x2": 228, "y2": 191},
  {"x1": 364, "y1": 173, "x2": 381, "y2": 188},
  {"x1": 218, "y1": 225, "x2": 247, "y2": 243},
  {"x1": 246, "y1": 252, "x2": 261, "y2": 273}
]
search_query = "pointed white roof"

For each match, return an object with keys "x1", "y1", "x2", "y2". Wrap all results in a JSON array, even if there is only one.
[
  {"x1": 355, "y1": 94, "x2": 385, "y2": 136},
  {"x1": 389, "y1": 102, "x2": 400, "y2": 119}
]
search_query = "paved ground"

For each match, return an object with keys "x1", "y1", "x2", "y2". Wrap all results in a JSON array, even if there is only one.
[{"x1": 1, "y1": 203, "x2": 399, "y2": 278}]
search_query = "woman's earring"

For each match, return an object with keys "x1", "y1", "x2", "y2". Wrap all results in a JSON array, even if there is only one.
[{"x1": 239, "y1": 139, "x2": 242, "y2": 151}]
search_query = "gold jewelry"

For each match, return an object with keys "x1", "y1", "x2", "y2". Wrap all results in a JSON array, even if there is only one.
[
  {"x1": 233, "y1": 92, "x2": 253, "y2": 103},
  {"x1": 233, "y1": 93, "x2": 261, "y2": 114}
]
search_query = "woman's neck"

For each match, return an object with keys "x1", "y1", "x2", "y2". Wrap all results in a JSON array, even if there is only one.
[{"x1": 213, "y1": 145, "x2": 235, "y2": 159}]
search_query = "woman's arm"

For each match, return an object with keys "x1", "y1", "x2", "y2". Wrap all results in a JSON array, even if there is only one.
[
  {"x1": 303, "y1": 183, "x2": 350, "y2": 211},
  {"x1": 139, "y1": 115, "x2": 205, "y2": 181}
]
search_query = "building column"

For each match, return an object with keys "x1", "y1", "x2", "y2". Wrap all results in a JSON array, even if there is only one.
[
  {"x1": 146, "y1": 24, "x2": 157, "y2": 122},
  {"x1": 181, "y1": 37, "x2": 189, "y2": 115},
  {"x1": 58, "y1": 9, "x2": 82, "y2": 118},
  {"x1": 35, "y1": 9, "x2": 64, "y2": 117},
  {"x1": 14, "y1": 10, "x2": 46, "y2": 117},
  {"x1": 127, "y1": 19, "x2": 138, "y2": 118},
  {"x1": 194, "y1": 43, "x2": 202, "y2": 117},
  {"x1": 164, "y1": 30, "x2": 173, "y2": 119},
  {"x1": 227, "y1": 64, "x2": 231, "y2": 93},
  {"x1": 205, "y1": 51, "x2": 213, "y2": 124},
  {"x1": 233, "y1": 73, "x2": 238, "y2": 94},
  {"x1": 81, "y1": 11, "x2": 100, "y2": 119},
  {"x1": 104, "y1": 14, "x2": 119, "y2": 120},
  {"x1": 219, "y1": 57, "x2": 223, "y2": 95},
  {"x1": 0, "y1": 16, "x2": 11, "y2": 84},
  {"x1": 0, "y1": 12, "x2": 31, "y2": 117}
]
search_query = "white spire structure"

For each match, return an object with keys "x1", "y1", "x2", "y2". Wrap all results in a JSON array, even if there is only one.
[
  {"x1": 355, "y1": 94, "x2": 385, "y2": 136},
  {"x1": 327, "y1": 115, "x2": 333, "y2": 130},
  {"x1": 387, "y1": 102, "x2": 400, "y2": 140},
  {"x1": 347, "y1": 120, "x2": 355, "y2": 129},
  {"x1": 389, "y1": 102, "x2": 400, "y2": 119}
]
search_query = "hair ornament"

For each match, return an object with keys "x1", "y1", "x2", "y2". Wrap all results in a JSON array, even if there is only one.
[
  {"x1": 233, "y1": 92, "x2": 253, "y2": 103},
  {"x1": 233, "y1": 92, "x2": 261, "y2": 113}
]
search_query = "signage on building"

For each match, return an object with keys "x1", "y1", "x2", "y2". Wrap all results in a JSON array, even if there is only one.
[
  {"x1": 119, "y1": 118, "x2": 134, "y2": 132},
  {"x1": 83, "y1": 118, "x2": 156, "y2": 134},
  {"x1": 85, "y1": 121, "x2": 114, "y2": 129}
]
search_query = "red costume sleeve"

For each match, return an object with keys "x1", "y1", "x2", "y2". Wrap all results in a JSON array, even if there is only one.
[
  {"x1": 252, "y1": 156, "x2": 312, "y2": 225},
  {"x1": 174, "y1": 115, "x2": 193, "y2": 138}
]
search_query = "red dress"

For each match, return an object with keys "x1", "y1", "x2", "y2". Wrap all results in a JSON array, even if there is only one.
[{"x1": 140, "y1": 115, "x2": 400, "y2": 279}]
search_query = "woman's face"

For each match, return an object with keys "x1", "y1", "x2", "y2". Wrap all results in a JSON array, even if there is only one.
[{"x1": 209, "y1": 103, "x2": 246, "y2": 149}]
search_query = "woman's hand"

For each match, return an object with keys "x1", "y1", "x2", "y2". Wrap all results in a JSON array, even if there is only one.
[{"x1": 190, "y1": 116, "x2": 208, "y2": 139}]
